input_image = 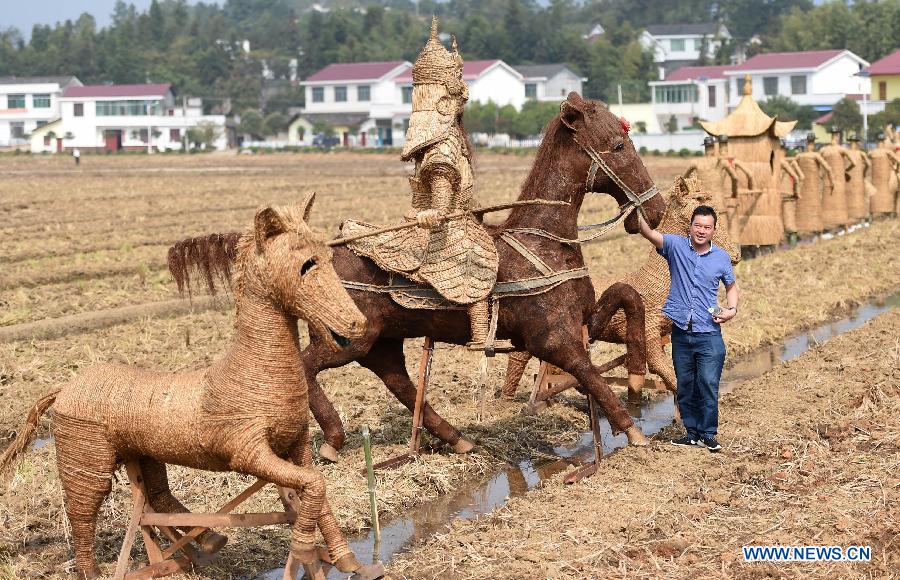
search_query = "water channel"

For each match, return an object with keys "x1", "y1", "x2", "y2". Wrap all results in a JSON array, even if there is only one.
[{"x1": 259, "y1": 290, "x2": 899, "y2": 579}]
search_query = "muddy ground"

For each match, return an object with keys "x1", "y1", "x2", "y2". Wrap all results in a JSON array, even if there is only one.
[
  {"x1": 0, "y1": 152, "x2": 897, "y2": 578},
  {"x1": 392, "y1": 309, "x2": 900, "y2": 579}
]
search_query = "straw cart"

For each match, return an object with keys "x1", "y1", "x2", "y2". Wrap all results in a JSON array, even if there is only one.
[{"x1": 700, "y1": 74, "x2": 797, "y2": 251}]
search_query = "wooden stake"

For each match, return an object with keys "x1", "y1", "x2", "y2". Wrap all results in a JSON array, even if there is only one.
[{"x1": 361, "y1": 425, "x2": 380, "y2": 544}]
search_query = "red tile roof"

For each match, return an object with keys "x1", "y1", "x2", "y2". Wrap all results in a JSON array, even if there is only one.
[
  {"x1": 665, "y1": 64, "x2": 736, "y2": 81},
  {"x1": 734, "y1": 50, "x2": 846, "y2": 71},
  {"x1": 306, "y1": 61, "x2": 408, "y2": 82},
  {"x1": 63, "y1": 83, "x2": 172, "y2": 98},
  {"x1": 865, "y1": 49, "x2": 900, "y2": 75},
  {"x1": 394, "y1": 60, "x2": 504, "y2": 82},
  {"x1": 814, "y1": 111, "x2": 833, "y2": 125}
]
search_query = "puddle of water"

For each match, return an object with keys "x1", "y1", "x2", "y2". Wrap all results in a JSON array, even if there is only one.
[
  {"x1": 32, "y1": 435, "x2": 53, "y2": 450},
  {"x1": 254, "y1": 290, "x2": 899, "y2": 578}
]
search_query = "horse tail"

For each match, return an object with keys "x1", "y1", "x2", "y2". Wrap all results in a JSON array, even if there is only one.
[
  {"x1": 167, "y1": 232, "x2": 243, "y2": 297},
  {"x1": 0, "y1": 388, "x2": 61, "y2": 483}
]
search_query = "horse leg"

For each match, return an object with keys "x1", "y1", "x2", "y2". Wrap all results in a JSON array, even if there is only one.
[
  {"x1": 301, "y1": 336, "x2": 375, "y2": 462},
  {"x1": 359, "y1": 338, "x2": 472, "y2": 453},
  {"x1": 535, "y1": 342, "x2": 649, "y2": 446},
  {"x1": 53, "y1": 414, "x2": 117, "y2": 579},
  {"x1": 139, "y1": 457, "x2": 228, "y2": 553},
  {"x1": 592, "y1": 283, "x2": 647, "y2": 398},
  {"x1": 502, "y1": 351, "x2": 532, "y2": 400},
  {"x1": 231, "y1": 441, "x2": 326, "y2": 564}
]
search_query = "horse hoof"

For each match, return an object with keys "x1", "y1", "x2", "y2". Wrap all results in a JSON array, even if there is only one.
[
  {"x1": 334, "y1": 552, "x2": 362, "y2": 572},
  {"x1": 352, "y1": 563, "x2": 387, "y2": 580},
  {"x1": 196, "y1": 530, "x2": 228, "y2": 554},
  {"x1": 319, "y1": 443, "x2": 339, "y2": 463},
  {"x1": 451, "y1": 436, "x2": 475, "y2": 454},
  {"x1": 625, "y1": 426, "x2": 650, "y2": 446},
  {"x1": 290, "y1": 542, "x2": 319, "y2": 564}
]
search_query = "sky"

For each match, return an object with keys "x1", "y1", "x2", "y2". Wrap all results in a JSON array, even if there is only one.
[{"x1": 0, "y1": 0, "x2": 220, "y2": 38}]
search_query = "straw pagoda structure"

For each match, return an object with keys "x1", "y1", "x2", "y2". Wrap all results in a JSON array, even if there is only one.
[{"x1": 700, "y1": 74, "x2": 797, "y2": 246}]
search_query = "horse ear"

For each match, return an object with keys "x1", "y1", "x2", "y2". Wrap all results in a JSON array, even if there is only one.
[
  {"x1": 299, "y1": 191, "x2": 316, "y2": 222},
  {"x1": 560, "y1": 99, "x2": 584, "y2": 132},
  {"x1": 254, "y1": 206, "x2": 287, "y2": 252}
]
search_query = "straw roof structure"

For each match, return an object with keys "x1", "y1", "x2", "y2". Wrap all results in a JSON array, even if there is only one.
[{"x1": 701, "y1": 74, "x2": 797, "y2": 140}]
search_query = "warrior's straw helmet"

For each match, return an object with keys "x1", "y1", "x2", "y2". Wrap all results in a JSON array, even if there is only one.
[{"x1": 401, "y1": 17, "x2": 468, "y2": 160}]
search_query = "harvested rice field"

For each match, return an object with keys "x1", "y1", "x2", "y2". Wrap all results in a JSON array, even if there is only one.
[{"x1": 0, "y1": 151, "x2": 897, "y2": 579}]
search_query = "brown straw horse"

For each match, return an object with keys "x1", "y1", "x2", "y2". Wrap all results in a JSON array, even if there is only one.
[
  {"x1": 168, "y1": 92, "x2": 666, "y2": 460},
  {"x1": 0, "y1": 195, "x2": 370, "y2": 579}
]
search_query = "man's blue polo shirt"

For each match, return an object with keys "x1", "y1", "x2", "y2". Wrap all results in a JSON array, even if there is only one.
[{"x1": 657, "y1": 233, "x2": 735, "y2": 334}]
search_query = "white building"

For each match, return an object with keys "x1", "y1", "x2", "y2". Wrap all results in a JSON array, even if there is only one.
[
  {"x1": 0, "y1": 75, "x2": 82, "y2": 147},
  {"x1": 639, "y1": 23, "x2": 731, "y2": 80},
  {"x1": 724, "y1": 49, "x2": 870, "y2": 110},
  {"x1": 649, "y1": 64, "x2": 734, "y2": 130},
  {"x1": 513, "y1": 64, "x2": 587, "y2": 103},
  {"x1": 394, "y1": 59, "x2": 526, "y2": 110},
  {"x1": 298, "y1": 60, "x2": 412, "y2": 147},
  {"x1": 32, "y1": 83, "x2": 226, "y2": 153},
  {"x1": 294, "y1": 59, "x2": 528, "y2": 147}
]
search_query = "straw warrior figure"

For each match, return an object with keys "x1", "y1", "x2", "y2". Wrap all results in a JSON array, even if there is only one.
[
  {"x1": 682, "y1": 135, "x2": 754, "y2": 235},
  {"x1": 777, "y1": 141, "x2": 805, "y2": 236},
  {"x1": 819, "y1": 127, "x2": 855, "y2": 230},
  {"x1": 793, "y1": 132, "x2": 835, "y2": 235},
  {"x1": 869, "y1": 132, "x2": 900, "y2": 216},
  {"x1": 503, "y1": 175, "x2": 740, "y2": 400},
  {"x1": 0, "y1": 195, "x2": 371, "y2": 579},
  {"x1": 845, "y1": 134, "x2": 875, "y2": 222},
  {"x1": 343, "y1": 18, "x2": 503, "y2": 350}
]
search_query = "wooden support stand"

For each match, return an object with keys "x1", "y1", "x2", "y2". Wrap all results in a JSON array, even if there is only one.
[
  {"x1": 114, "y1": 461, "x2": 334, "y2": 580},
  {"x1": 368, "y1": 337, "x2": 438, "y2": 473}
]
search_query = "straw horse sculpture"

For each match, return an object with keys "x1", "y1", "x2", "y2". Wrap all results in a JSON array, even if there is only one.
[
  {"x1": 502, "y1": 176, "x2": 740, "y2": 401},
  {"x1": 0, "y1": 195, "x2": 370, "y2": 579},
  {"x1": 167, "y1": 92, "x2": 666, "y2": 460}
]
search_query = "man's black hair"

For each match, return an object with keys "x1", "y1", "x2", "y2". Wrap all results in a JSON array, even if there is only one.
[{"x1": 691, "y1": 204, "x2": 717, "y2": 226}]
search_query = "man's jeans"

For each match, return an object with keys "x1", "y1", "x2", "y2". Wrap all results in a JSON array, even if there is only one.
[{"x1": 671, "y1": 325, "x2": 726, "y2": 440}]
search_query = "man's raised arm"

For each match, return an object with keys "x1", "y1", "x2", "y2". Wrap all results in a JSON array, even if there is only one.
[{"x1": 638, "y1": 212, "x2": 664, "y2": 249}]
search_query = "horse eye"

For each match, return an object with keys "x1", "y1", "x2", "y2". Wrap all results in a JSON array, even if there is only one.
[
  {"x1": 300, "y1": 258, "x2": 316, "y2": 275},
  {"x1": 613, "y1": 141, "x2": 625, "y2": 152}
]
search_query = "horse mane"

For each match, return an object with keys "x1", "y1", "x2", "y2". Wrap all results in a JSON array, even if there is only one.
[{"x1": 167, "y1": 232, "x2": 243, "y2": 297}]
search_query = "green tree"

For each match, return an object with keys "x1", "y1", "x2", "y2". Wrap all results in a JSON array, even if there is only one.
[
  {"x1": 759, "y1": 95, "x2": 819, "y2": 130},
  {"x1": 870, "y1": 99, "x2": 900, "y2": 136},
  {"x1": 664, "y1": 115, "x2": 678, "y2": 134},
  {"x1": 262, "y1": 111, "x2": 286, "y2": 136},
  {"x1": 828, "y1": 97, "x2": 863, "y2": 135},
  {"x1": 187, "y1": 121, "x2": 221, "y2": 150},
  {"x1": 239, "y1": 109, "x2": 263, "y2": 139}
]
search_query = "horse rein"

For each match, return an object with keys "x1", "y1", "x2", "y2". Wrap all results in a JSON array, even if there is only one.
[{"x1": 575, "y1": 135, "x2": 660, "y2": 225}]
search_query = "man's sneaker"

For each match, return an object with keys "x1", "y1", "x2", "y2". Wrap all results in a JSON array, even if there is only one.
[
  {"x1": 671, "y1": 435, "x2": 697, "y2": 447},
  {"x1": 699, "y1": 437, "x2": 722, "y2": 452}
]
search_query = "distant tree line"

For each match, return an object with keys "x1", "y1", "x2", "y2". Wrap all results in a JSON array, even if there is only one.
[{"x1": 0, "y1": 0, "x2": 896, "y2": 120}]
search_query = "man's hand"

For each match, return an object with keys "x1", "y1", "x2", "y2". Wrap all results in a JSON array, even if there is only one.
[
  {"x1": 415, "y1": 209, "x2": 444, "y2": 229},
  {"x1": 713, "y1": 306, "x2": 736, "y2": 324},
  {"x1": 637, "y1": 212, "x2": 664, "y2": 249}
]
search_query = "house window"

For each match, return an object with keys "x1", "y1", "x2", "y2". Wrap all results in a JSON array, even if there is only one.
[
  {"x1": 96, "y1": 100, "x2": 161, "y2": 116},
  {"x1": 653, "y1": 84, "x2": 698, "y2": 104},
  {"x1": 10, "y1": 122, "x2": 25, "y2": 139},
  {"x1": 74, "y1": 103, "x2": 84, "y2": 116},
  {"x1": 312, "y1": 87, "x2": 324, "y2": 103},
  {"x1": 401, "y1": 86, "x2": 413, "y2": 104},
  {"x1": 525, "y1": 83, "x2": 537, "y2": 99},
  {"x1": 763, "y1": 77, "x2": 778, "y2": 96},
  {"x1": 790, "y1": 75, "x2": 806, "y2": 95},
  {"x1": 879, "y1": 81, "x2": 887, "y2": 101},
  {"x1": 334, "y1": 86, "x2": 347, "y2": 102},
  {"x1": 708, "y1": 85, "x2": 716, "y2": 108},
  {"x1": 357, "y1": 85, "x2": 370, "y2": 101},
  {"x1": 670, "y1": 39, "x2": 685, "y2": 52},
  {"x1": 36, "y1": 120, "x2": 47, "y2": 128},
  {"x1": 170, "y1": 128, "x2": 181, "y2": 141},
  {"x1": 7, "y1": 94, "x2": 25, "y2": 108},
  {"x1": 33, "y1": 94, "x2": 51, "y2": 108},
  {"x1": 44, "y1": 135, "x2": 52, "y2": 146}
]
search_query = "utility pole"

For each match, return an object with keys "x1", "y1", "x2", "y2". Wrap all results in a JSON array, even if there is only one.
[{"x1": 182, "y1": 95, "x2": 188, "y2": 152}]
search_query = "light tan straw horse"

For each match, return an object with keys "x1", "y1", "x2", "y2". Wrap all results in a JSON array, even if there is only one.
[{"x1": 0, "y1": 194, "x2": 369, "y2": 579}]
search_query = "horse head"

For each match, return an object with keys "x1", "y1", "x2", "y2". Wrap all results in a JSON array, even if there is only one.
[
  {"x1": 239, "y1": 192, "x2": 367, "y2": 351},
  {"x1": 558, "y1": 92, "x2": 665, "y2": 233}
]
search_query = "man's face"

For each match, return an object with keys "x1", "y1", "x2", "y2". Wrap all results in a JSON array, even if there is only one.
[{"x1": 690, "y1": 214, "x2": 715, "y2": 247}]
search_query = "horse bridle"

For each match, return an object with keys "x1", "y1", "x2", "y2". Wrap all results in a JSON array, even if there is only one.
[{"x1": 576, "y1": 135, "x2": 659, "y2": 226}]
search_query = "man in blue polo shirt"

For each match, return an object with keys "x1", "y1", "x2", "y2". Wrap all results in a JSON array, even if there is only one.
[{"x1": 638, "y1": 204, "x2": 739, "y2": 452}]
